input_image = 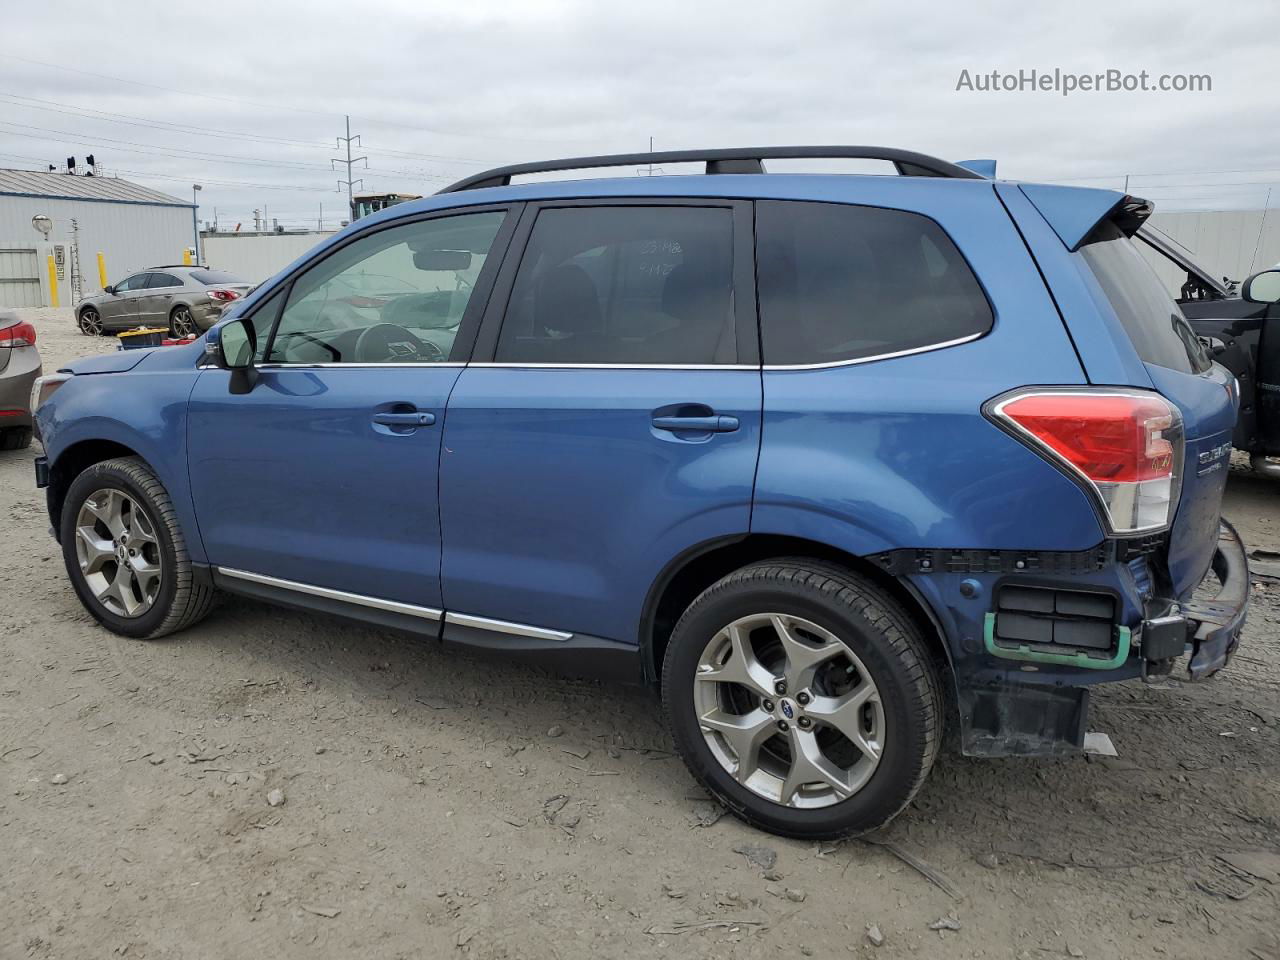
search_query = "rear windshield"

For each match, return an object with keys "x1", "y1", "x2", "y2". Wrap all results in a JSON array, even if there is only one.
[
  {"x1": 190, "y1": 269, "x2": 242, "y2": 285},
  {"x1": 1079, "y1": 222, "x2": 1211, "y2": 374}
]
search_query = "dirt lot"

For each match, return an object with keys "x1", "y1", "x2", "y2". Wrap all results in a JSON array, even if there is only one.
[{"x1": 2, "y1": 308, "x2": 1278, "y2": 960}]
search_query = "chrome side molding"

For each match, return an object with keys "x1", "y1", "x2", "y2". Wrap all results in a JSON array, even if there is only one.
[
  {"x1": 215, "y1": 567, "x2": 572, "y2": 641},
  {"x1": 216, "y1": 567, "x2": 443, "y2": 621},
  {"x1": 444, "y1": 611, "x2": 572, "y2": 642}
]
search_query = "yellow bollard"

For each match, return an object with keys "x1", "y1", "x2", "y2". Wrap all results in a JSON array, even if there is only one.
[
  {"x1": 47, "y1": 255, "x2": 59, "y2": 308},
  {"x1": 97, "y1": 252, "x2": 108, "y2": 290},
  {"x1": 182, "y1": 248, "x2": 192, "y2": 266}
]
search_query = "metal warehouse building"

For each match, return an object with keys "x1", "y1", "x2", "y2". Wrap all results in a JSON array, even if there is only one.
[{"x1": 0, "y1": 170, "x2": 194, "y2": 308}]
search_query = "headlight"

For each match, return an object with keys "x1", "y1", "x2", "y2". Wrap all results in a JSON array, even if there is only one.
[{"x1": 30, "y1": 372, "x2": 72, "y2": 417}]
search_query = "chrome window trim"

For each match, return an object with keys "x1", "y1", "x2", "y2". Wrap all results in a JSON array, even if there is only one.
[
  {"x1": 466, "y1": 362, "x2": 758, "y2": 371},
  {"x1": 444, "y1": 611, "x2": 573, "y2": 642},
  {"x1": 216, "y1": 567, "x2": 443, "y2": 621},
  {"x1": 254, "y1": 362, "x2": 468, "y2": 370},
  {"x1": 760, "y1": 332, "x2": 985, "y2": 371}
]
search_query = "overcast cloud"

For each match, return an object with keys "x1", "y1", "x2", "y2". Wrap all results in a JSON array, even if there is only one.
[{"x1": 1, "y1": 0, "x2": 1277, "y2": 229}]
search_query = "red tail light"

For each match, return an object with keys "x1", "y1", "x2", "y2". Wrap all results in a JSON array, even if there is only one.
[
  {"x1": 988, "y1": 389, "x2": 1183, "y2": 534},
  {"x1": 0, "y1": 320, "x2": 36, "y2": 348},
  {"x1": 208, "y1": 290, "x2": 240, "y2": 302}
]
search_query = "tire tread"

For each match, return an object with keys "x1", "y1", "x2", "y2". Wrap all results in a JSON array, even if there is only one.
[
  {"x1": 68, "y1": 457, "x2": 215, "y2": 639},
  {"x1": 661, "y1": 557, "x2": 942, "y2": 838}
]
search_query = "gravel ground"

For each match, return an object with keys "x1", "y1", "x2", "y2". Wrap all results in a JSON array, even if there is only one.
[{"x1": 3, "y1": 308, "x2": 1278, "y2": 960}]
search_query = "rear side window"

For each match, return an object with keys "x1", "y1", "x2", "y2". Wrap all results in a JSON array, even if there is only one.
[
  {"x1": 1079, "y1": 222, "x2": 1211, "y2": 374},
  {"x1": 495, "y1": 205, "x2": 737, "y2": 365},
  {"x1": 190, "y1": 269, "x2": 242, "y2": 285},
  {"x1": 147, "y1": 272, "x2": 182, "y2": 288},
  {"x1": 755, "y1": 200, "x2": 993, "y2": 366}
]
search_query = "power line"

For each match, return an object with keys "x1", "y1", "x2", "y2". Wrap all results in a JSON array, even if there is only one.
[
  {"x1": 0, "y1": 50, "x2": 590, "y2": 146},
  {"x1": 0, "y1": 51, "x2": 337, "y2": 117},
  {"x1": 0, "y1": 119, "x2": 454, "y2": 181},
  {"x1": 0, "y1": 119, "x2": 335, "y2": 169},
  {"x1": 0, "y1": 92, "x2": 329, "y2": 147},
  {"x1": 0, "y1": 90, "x2": 496, "y2": 166},
  {"x1": 1052, "y1": 165, "x2": 1280, "y2": 184}
]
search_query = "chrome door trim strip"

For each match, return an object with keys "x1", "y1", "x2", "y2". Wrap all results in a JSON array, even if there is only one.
[
  {"x1": 465, "y1": 362, "x2": 758, "y2": 371},
  {"x1": 255, "y1": 362, "x2": 467, "y2": 370},
  {"x1": 460, "y1": 333, "x2": 983, "y2": 371},
  {"x1": 760, "y1": 332, "x2": 985, "y2": 370},
  {"x1": 444, "y1": 611, "x2": 573, "y2": 642},
  {"x1": 215, "y1": 567, "x2": 443, "y2": 621}
]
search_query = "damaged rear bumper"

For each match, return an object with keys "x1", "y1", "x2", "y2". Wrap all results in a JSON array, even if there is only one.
[
  {"x1": 959, "y1": 518, "x2": 1248, "y2": 757},
  {"x1": 1180, "y1": 519, "x2": 1249, "y2": 679}
]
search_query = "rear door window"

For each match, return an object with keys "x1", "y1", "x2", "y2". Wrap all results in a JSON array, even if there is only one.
[
  {"x1": 755, "y1": 200, "x2": 993, "y2": 366},
  {"x1": 1079, "y1": 222, "x2": 1211, "y2": 374},
  {"x1": 494, "y1": 205, "x2": 737, "y2": 365},
  {"x1": 190, "y1": 269, "x2": 242, "y2": 285},
  {"x1": 147, "y1": 272, "x2": 183, "y2": 289}
]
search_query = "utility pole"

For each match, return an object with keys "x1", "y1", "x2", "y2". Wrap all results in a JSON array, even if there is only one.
[
  {"x1": 637, "y1": 136, "x2": 662, "y2": 177},
  {"x1": 332, "y1": 115, "x2": 366, "y2": 222}
]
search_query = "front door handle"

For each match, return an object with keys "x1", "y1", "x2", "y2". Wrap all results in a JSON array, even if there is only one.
[
  {"x1": 372, "y1": 411, "x2": 435, "y2": 426},
  {"x1": 651, "y1": 414, "x2": 739, "y2": 433}
]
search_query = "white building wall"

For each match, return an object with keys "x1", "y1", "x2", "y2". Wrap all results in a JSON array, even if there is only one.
[
  {"x1": 1142, "y1": 209, "x2": 1280, "y2": 294},
  {"x1": 0, "y1": 194, "x2": 193, "y2": 298},
  {"x1": 202, "y1": 232, "x2": 336, "y2": 284}
]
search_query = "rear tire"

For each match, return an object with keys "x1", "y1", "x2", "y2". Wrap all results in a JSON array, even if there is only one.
[
  {"x1": 662, "y1": 559, "x2": 942, "y2": 839},
  {"x1": 60, "y1": 457, "x2": 216, "y2": 639},
  {"x1": 1, "y1": 427, "x2": 32, "y2": 450},
  {"x1": 169, "y1": 305, "x2": 196, "y2": 339}
]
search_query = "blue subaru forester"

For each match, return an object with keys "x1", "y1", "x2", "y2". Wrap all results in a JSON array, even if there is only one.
[{"x1": 31, "y1": 147, "x2": 1249, "y2": 838}]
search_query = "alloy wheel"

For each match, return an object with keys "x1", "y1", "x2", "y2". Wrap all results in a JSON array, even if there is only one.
[
  {"x1": 79, "y1": 308, "x2": 103, "y2": 336},
  {"x1": 74, "y1": 489, "x2": 164, "y2": 618},
  {"x1": 693, "y1": 613, "x2": 885, "y2": 809},
  {"x1": 170, "y1": 307, "x2": 195, "y2": 339}
]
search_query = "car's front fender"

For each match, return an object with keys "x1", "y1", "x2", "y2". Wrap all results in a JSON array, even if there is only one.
[{"x1": 39, "y1": 359, "x2": 206, "y2": 562}]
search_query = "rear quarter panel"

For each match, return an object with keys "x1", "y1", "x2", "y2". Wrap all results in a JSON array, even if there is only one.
[{"x1": 753, "y1": 179, "x2": 1103, "y2": 555}]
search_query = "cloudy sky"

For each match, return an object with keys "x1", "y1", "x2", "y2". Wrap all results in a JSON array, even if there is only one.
[{"x1": 1, "y1": 0, "x2": 1276, "y2": 230}]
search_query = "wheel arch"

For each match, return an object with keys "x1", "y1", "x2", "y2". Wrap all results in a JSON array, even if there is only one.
[
  {"x1": 639, "y1": 533, "x2": 957, "y2": 701},
  {"x1": 46, "y1": 438, "x2": 145, "y2": 542}
]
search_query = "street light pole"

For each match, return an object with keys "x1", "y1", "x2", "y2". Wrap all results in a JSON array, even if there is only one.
[{"x1": 192, "y1": 183, "x2": 203, "y2": 264}]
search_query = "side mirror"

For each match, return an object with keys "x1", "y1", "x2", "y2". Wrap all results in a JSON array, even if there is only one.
[
  {"x1": 205, "y1": 319, "x2": 257, "y2": 393},
  {"x1": 103, "y1": 285, "x2": 115, "y2": 295},
  {"x1": 1242, "y1": 269, "x2": 1280, "y2": 304}
]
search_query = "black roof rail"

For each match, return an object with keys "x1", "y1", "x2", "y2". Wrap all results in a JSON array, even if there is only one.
[{"x1": 437, "y1": 146, "x2": 984, "y2": 193}]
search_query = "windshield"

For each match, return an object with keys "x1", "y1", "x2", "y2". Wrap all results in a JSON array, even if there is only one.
[{"x1": 1079, "y1": 222, "x2": 1212, "y2": 375}]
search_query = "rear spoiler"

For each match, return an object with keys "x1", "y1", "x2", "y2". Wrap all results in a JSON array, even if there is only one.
[
  {"x1": 956, "y1": 159, "x2": 997, "y2": 178},
  {"x1": 1020, "y1": 183, "x2": 1153, "y2": 252}
]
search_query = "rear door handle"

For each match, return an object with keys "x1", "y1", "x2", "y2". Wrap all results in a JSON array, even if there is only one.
[
  {"x1": 372, "y1": 411, "x2": 435, "y2": 426},
  {"x1": 651, "y1": 414, "x2": 739, "y2": 433}
]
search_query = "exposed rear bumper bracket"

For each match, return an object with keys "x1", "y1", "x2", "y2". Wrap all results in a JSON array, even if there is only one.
[{"x1": 1182, "y1": 519, "x2": 1250, "y2": 679}]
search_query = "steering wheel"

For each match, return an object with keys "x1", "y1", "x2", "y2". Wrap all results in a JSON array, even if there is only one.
[{"x1": 352, "y1": 323, "x2": 444, "y2": 363}]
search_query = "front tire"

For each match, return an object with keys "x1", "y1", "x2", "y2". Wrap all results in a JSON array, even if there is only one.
[
  {"x1": 662, "y1": 559, "x2": 942, "y2": 839},
  {"x1": 60, "y1": 457, "x2": 215, "y2": 639},
  {"x1": 78, "y1": 307, "x2": 103, "y2": 336}
]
